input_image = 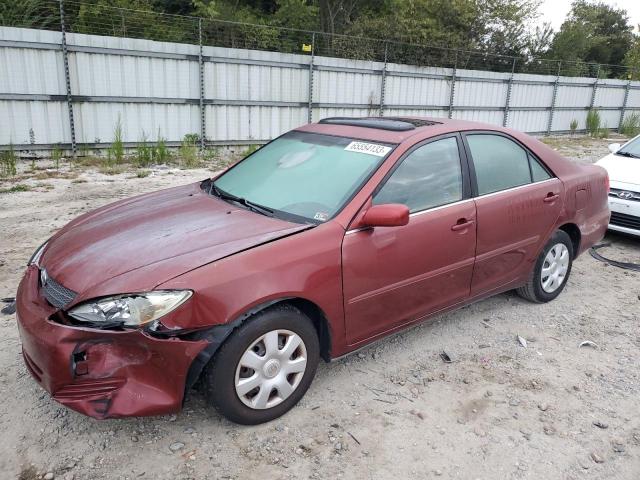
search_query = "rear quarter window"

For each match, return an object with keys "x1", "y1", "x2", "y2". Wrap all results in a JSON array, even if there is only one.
[{"x1": 529, "y1": 154, "x2": 552, "y2": 182}]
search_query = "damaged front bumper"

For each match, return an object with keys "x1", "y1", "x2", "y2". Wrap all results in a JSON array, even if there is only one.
[{"x1": 16, "y1": 266, "x2": 209, "y2": 418}]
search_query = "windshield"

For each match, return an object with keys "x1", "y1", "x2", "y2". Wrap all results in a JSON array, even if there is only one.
[
  {"x1": 618, "y1": 137, "x2": 640, "y2": 157},
  {"x1": 212, "y1": 131, "x2": 395, "y2": 223}
]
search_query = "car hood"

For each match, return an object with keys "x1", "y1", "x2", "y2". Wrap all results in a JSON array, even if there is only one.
[
  {"x1": 596, "y1": 153, "x2": 640, "y2": 187},
  {"x1": 41, "y1": 182, "x2": 311, "y2": 297}
]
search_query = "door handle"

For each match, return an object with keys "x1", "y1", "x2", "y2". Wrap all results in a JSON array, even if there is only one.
[
  {"x1": 543, "y1": 193, "x2": 559, "y2": 203},
  {"x1": 451, "y1": 219, "x2": 474, "y2": 231}
]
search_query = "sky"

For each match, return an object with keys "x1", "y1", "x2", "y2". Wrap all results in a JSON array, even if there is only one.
[{"x1": 538, "y1": 0, "x2": 640, "y2": 31}]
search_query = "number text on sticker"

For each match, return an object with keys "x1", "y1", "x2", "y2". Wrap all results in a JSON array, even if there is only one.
[{"x1": 344, "y1": 142, "x2": 392, "y2": 157}]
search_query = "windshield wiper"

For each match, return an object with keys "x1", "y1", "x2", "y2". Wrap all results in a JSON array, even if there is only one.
[
  {"x1": 208, "y1": 181, "x2": 274, "y2": 217},
  {"x1": 242, "y1": 199, "x2": 274, "y2": 217},
  {"x1": 616, "y1": 150, "x2": 640, "y2": 158}
]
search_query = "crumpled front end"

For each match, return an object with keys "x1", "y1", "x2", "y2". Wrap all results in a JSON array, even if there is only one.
[{"x1": 16, "y1": 265, "x2": 208, "y2": 419}]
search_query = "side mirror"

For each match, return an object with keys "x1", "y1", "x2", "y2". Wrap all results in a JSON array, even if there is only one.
[
  {"x1": 608, "y1": 143, "x2": 621, "y2": 153},
  {"x1": 362, "y1": 204, "x2": 409, "y2": 228}
]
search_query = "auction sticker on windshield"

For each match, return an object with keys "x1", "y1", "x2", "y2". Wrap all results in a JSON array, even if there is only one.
[{"x1": 344, "y1": 141, "x2": 392, "y2": 157}]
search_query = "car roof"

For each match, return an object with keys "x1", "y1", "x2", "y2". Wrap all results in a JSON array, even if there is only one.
[
  {"x1": 296, "y1": 116, "x2": 579, "y2": 179},
  {"x1": 296, "y1": 116, "x2": 507, "y2": 144}
]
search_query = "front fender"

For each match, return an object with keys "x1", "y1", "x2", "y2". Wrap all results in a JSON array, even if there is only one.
[{"x1": 158, "y1": 221, "x2": 348, "y2": 355}]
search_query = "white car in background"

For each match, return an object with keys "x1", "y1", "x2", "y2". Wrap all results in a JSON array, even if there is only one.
[{"x1": 596, "y1": 135, "x2": 640, "y2": 237}]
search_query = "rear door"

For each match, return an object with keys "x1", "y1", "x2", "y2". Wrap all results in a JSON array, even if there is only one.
[
  {"x1": 462, "y1": 132, "x2": 563, "y2": 296},
  {"x1": 342, "y1": 134, "x2": 477, "y2": 345}
]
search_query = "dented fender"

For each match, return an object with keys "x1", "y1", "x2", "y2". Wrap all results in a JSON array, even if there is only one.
[{"x1": 16, "y1": 266, "x2": 208, "y2": 418}]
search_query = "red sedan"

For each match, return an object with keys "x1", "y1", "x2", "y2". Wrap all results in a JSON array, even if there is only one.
[{"x1": 16, "y1": 117, "x2": 610, "y2": 424}]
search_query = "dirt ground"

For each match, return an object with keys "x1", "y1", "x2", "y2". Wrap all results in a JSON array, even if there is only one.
[{"x1": 0, "y1": 135, "x2": 639, "y2": 480}]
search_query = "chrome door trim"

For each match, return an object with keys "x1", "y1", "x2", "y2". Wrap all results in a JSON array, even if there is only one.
[
  {"x1": 474, "y1": 178, "x2": 557, "y2": 201},
  {"x1": 345, "y1": 178, "x2": 558, "y2": 235}
]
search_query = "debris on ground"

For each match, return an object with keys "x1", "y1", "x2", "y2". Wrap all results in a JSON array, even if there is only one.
[
  {"x1": 517, "y1": 335, "x2": 528, "y2": 348},
  {"x1": 439, "y1": 351, "x2": 453, "y2": 363}
]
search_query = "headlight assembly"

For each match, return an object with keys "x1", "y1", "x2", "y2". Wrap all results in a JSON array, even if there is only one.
[{"x1": 67, "y1": 290, "x2": 192, "y2": 328}]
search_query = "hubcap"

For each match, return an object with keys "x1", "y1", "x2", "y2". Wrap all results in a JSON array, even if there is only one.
[
  {"x1": 234, "y1": 329, "x2": 307, "y2": 410},
  {"x1": 541, "y1": 243, "x2": 570, "y2": 293}
]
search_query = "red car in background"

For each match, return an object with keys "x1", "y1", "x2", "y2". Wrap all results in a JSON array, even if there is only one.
[{"x1": 16, "y1": 117, "x2": 609, "y2": 424}]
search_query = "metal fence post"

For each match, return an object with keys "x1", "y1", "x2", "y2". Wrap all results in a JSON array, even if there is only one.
[
  {"x1": 448, "y1": 51, "x2": 458, "y2": 119},
  {"x1": 307, "y1": 32, "x2": 315, "y2": 124},
  {"x1": 618, "y1": 76, "x2": 632, "y2": 133},
  {"x1": 546, "y1": 61, "x2": 561, "y2": 135},
  {"x1": 589, "y1": 64, "x2": 600, "y2": 110},
  {"x1": 379, "y1": 42, "x2": 388, "y2": 117},
  {"x1": 59, "y1": 0, "x2": 76, "y2": 155},
  {"x1": 503, "y1": 58, "x2": 516, "y2": 127},
  {"x1": 198, "y1": 18, "x2": 206, "y2": 151}
]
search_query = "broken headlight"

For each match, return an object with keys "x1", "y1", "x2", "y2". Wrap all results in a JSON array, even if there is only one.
[{"x1": 67, "y1": 290, "x2": 192, "y2": 328}]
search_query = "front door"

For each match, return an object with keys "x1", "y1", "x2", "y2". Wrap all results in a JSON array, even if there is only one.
[{"x1": 342, "y1": 135, "x2": 477, "y2": 346}]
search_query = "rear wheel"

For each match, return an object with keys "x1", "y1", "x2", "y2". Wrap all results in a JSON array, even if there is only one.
[
  {"x1": 517, "y1": 230, "x2": 573, "y2": 303},
  {"x1": 203, "y1": 304, "x2": 319, "y2": 425}
]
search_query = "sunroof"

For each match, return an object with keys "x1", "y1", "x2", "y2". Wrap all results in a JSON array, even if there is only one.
[
  {"x1": 319, "y1": 117, "x2": 440, "y2": 131},
  {"x1": 384, "y1": 117, "x2": 441, "y2": 127}
]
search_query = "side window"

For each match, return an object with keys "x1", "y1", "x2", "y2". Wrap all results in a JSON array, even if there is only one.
[
  {"x1": 373, "y1": 137, "x2": 463, "y2": 212},
  {"x1": 529, "y1": 154, "x2": 552, "y2": 182},
  {"x1": 467, "y1": 134, "x2": 532, "y2": 195}
]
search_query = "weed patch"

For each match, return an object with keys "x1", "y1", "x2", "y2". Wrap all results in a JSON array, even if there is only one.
[
  {"x1": 0, "y1": 183, "x2": 31, "y2": 194},
  {"x1": 620, "y1": 113, "x2": 640, "y2": 137},
  {"x1": 0, "y1": 143, "x2": 17, "y2": 177},
  {"x1": 179, "y1": 134, "x2": 200, "y2": 168}
]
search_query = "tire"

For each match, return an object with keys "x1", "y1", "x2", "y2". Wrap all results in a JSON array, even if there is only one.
[
  {"x1": 203, "y1": 304, "x2": 320, "y2": 425},
  {"x1": 517, "y1": 230, "x2": 574, "y2": 303}
]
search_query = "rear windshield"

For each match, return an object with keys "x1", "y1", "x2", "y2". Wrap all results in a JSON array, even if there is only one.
[{"x1": 213, "y1": 131, "x2": 396, "y2": 223}]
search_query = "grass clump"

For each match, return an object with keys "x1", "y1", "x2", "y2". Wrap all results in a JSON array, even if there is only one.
[
  {"x1": 569, "y1": 118, "x2": 578, "y2": 135},
  {"x1": 153, "y1": 132, "x2": 171, "y2": 164},
  {"x1": 0, "y1": 183, "x2": 31, "y2": 194},
  {"x1": 107, "y1": 116, "x2": 125, "y2": 166},
  {"x1": 1, "y1": 143, "x2": 17, "y2": 177},
  {"x1": 52, "y1": 144, "x2": 63, "y2": 170},
  {"x1": 134, "y1": 130, "x2": 171, "y2": 168},
  {"x1": 99, "y1": 164, "x2": 126, "y2": 175},
  {"x1": 586, "y1": 109, "x2": 600, "y2": 137},
  {"x1": 620, "y1": 112, "x2": 640, "y2": 137},
  {"x1": 203, "y1": 146, "x2": 221, "y2": 162},
  {"x1": 134, "y1": 131, "x2": 153, "y2": 167},
  {"x1": 136, "y1": 170, "x2": 151, "y2": 178},
  {"x1": 242, "y1": 144, "x2": 260, "y2": 157},
  {"x1": 179, "y1": 134, "x2": 200, "y2": 168},
  {"x1": 586, "y1": 109, "x2": 608, "y2": 138}
]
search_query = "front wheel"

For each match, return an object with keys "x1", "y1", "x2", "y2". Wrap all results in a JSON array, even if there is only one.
[
  {"x1": 203, "y1": 304, "x2": 319, "y2": 425},
  {"x1": 517, "y1": 230, "x2": 574, "y2": 303}
]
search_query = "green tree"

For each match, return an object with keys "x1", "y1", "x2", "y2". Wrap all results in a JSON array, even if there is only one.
[
  {"x1": 548, "y1": 0, "x2": 633, "y2": 75},
  {"x1": 343, "y1": 0, "x2": 540, "y2": 67},
  {"x1": 623, "y1": 32, "x2": 640, "y2": 80},
  {"x1": 70, "y1": 0, "x2": 198, "y2": 43},
  {"x1": 475, "y1": 0, "x2": 542, "y2": 57},
  {"x1": 0, "y1": 0, "x2": 59, "y2": 30}
]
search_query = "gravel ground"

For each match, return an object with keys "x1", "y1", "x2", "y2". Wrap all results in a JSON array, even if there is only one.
[{"x1": 0, "y1": 135, "x2": 639, "y2": 480}]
